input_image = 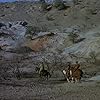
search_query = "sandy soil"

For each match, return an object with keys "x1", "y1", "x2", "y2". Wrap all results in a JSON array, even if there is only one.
[{"x1": 0, "y1": 77, "x2": 100, "y2": 100}]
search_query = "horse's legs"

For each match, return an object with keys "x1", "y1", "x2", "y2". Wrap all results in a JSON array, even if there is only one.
[
  {"x1": 70, "y1": 77, "x2": 75, "y2": 83},
  {"x1": 75, "y1": 78, "x2": 78, "y2": 82},
  {"x1": 69, "y1": 70, "x2": 74, "y2": 83},
  {"x1": 70, "y1": 70, "x2": 72, "y2": 76},
  {"x1": 75, "y1": 77, "x2": 80, "y2": 83},
  {"x1": 67, "y1": 78, "x2": 70, "y2": 82}
]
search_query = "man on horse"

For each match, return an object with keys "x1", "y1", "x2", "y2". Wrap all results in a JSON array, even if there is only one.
[
  {"x1": 74, "y1": 61, "x2": 80, "y2": 72},
  {"x1": 70, "y1": 61, "x2": 83, "y2": 82},
  {"x1": 63, "y1": 61, "x2": 83, "y2": 82}
]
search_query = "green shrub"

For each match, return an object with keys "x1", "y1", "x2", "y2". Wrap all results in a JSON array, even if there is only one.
[
  {"x1": 46, "y1": 15, "x2": 54, "y2": 21},
  {"x1": 25, "y1": 26, "x2": 40, "y2": 38},
  {"x1": 68, "y1": 32, "x2": 79, "y2": 43},
  {"x1": 25, "y1": 25, "x2": 48, "y2": 39},
  {"x1": 40, "y1": 0, "x2": 48, "y2": 11},
  {"x1": 41, "y1": 3, "x2": 48, "y2": 11},
  {"x1": 89, "y1": 51, "x2": 97, "y2": 63},
  {"x1": 40, "y1": 25, "x2": 48, "y2": 32},
  {"x1": 53, "y1": 0, "x2": 66, "y2": 10}
]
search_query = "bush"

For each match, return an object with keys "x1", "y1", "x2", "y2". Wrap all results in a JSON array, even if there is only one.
[
  {"x1": 68, "y1": 32, "x2": 79, "y2": 43},
  {"x1": 53, "y1": 0, "x2": 66, "y2": 10},
  {"x1": 41, "y1": 3, "x2": 48, "y2": 11},
  {"x1": 73, "y1": 0, "x2": 78, "y2": 5},
  {"x1": 25, "y1": 25, "x2": 48, "y2": 39},
  {"x1": 40, "y1": 24, "x2": 48, "y2": 32},
  {"x1": 25, "y1": 26, "x2": 41, "y2": 38},
  {"x1": 40, "y1": 0, "x2": 48, "y2": 11},
  {"x1": 46, "y1": 15, "x2": 54, "y2": 21},
  {"x1": 89, "y1": 51, "x2": 97, "y2": 63}
]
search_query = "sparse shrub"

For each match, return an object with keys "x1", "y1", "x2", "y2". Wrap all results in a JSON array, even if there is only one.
[
  {"x1": 40, "y1": 24, "x2": 48, "y2": 32},
  {"x1": 0, "y1": 66, "x2": 8, "y2": 80},
  {"x1": 41, "y1": 3, "x2": 48, "y2": 11},
  {"x1": 53, "y1": 22, "x2": 59, "y2": 26},
  {"x1": 89, "y1": 51, "x2": 98, "y2": 63},
  {"x1": 40, "y1": 0, "x2": 48, "y2": 11},
  {"x1": 0, "y1": 63, "x2": 12, "y2": 80},
  {"x1": 27, "y1": 26, "x2": 40, "y2": 34},
  {"x1": 9, "y1": 62, "x2": 22, "y2": 80},
  {"x1": 53, "y1": 0, "x2": 62, "y2": 8},
  {"x1": 25, "y1": 26, "x2": 34, "y2": 37},
  {"x1": 46, "y1": 15, "x2": 54, "y2": 21},
  {"x1": 25, "y1": 25, "x2": 48, "y2": 39},
  {"x1": 68, "y1": 32, "x2": 79, "y2": 43},
  {"x1": 25, "y1": 25, "x2": 48, "y2": 38},
  {"x1": 75, "y1": 38, "x2": 85, "y2": 43},
  {"x1": 25, "y1": 26, "x2": 41, "y2": 38},
  {"x1": 53, "y1": 0, "x2": 66, "y2": 10},
  {"x1": 73, "y1": 0, "x2": 78, "y2": 5},
  {"x1": 14, "y1": 66, "x2": 21, "y2": 80},
  {"x1": 36, "y1": 18, "x2": 41, "y2": 23},
  {"x1": 14, "y1": 46, "x2": 33, "y2": 54}
]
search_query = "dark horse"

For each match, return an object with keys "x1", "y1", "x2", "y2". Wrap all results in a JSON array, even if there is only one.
[{"x1": 35, "y1": 67, "x2": 51, "y2": 80}]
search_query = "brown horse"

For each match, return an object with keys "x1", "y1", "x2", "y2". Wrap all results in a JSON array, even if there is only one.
[
  {"x1": 63, "y1": 62, "x2": 83, "y2": 82},
  {"x1": 70, "y1": 68, "x2": 83, "y2": 82}
]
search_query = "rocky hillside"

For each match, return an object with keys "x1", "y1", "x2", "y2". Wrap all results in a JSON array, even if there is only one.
[
  {"x1": 0, "y1": 0, "x2": 100, "y2": 80},
  {"x1": 1, "y1": 0, "x2": 100, "y2": 100}
]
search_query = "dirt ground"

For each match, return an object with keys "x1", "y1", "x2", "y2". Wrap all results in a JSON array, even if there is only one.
[{"x1": 0, "y1": 77, "x2": 100, "y2": 100}]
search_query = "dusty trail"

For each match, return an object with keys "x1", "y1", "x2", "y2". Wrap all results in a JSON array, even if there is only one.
[{"x1": 0, "y1": 77, "x2": 100, "y2": 100}]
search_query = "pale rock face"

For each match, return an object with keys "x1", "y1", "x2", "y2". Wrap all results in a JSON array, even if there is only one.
[{"x1": 63, "y1": 26, "x2": 100, "y2": 58}]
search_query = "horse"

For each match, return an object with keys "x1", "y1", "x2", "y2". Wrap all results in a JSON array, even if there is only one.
[
  {"x1": 35, "y1": 67, "x2": 51, "y2": 80},
  {"x1": 70, "y1": 68, "x2": 83, "y2": 82},
  {"x1": 63, "y1": 62, "x2": 83, "y2": 82}
]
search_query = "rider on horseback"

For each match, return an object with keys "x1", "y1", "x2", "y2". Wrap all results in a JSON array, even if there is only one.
[
  {"x1": 63, "y1": 61, "x2": 83, "y2": 82},
  {"x1": 74, "y1": 61, "x2": 80, "y2": 72},
  {"x1": 67, "y1": 61, "x2": 81, "y2": 82}
]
